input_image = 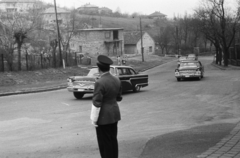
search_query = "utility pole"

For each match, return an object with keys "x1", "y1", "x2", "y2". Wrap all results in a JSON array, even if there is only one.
[
  {"x1": 54, "y1": 0, "x2": 62, "y2": 66},
  {"x1": 140, "y1": 17, "x2": 144, "y2": 62},
  {"x1": 176, "y1": 25, "x2": 179, "y2": 55}
]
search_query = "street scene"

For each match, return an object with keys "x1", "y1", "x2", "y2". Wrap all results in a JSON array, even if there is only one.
[
  {"x1": 0, "y1": 56, "x2": 240, "y2": 158},
  {"x1": 1, "y1": 0, "x2": 240, "y2": 158}
]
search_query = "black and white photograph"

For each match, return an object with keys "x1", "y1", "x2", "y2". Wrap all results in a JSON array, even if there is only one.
[{"x1": 0, "y1": 0, "x2": 240, "y2": 157}]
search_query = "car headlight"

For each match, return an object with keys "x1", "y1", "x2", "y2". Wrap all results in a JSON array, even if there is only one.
[
  {"x1": 87, "y1": 85, "x2": 94, "y2": 89},
  {"x1": 68, "y1": 82, "x2": 73, "y2": 87},
  {"x1": 175, "y1": 69, "x2": 180, "y2": 75},
  {"x1": 195, "y1": 69, "x2": 201, "y2": 75}
]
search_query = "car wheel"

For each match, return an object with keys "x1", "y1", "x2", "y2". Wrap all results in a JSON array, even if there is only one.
[
  {"x1": 198, "y1": 76, "x2": 201, "y2": 80},
  {"x1": 73, "y1": 92, "x2": 85, "y2": 99},
  {"x1": 133, "y1": 85, "x2": 141, "y2": 92},
  {"x1": 177, "y1": 78, "x2": 181, "y2": 81},
  {"x1": 201, "y1": 72, "x2": 204, "y2": 78}
]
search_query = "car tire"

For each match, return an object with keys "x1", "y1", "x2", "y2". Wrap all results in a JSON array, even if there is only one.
[
  {"x1": 133, "y1": 85, "x2": 141, "y2": 92},
  {"x1": 177, "y1": 78, "x2": 181, "y2": 81},
  {"x1": 73, "y1": 92, "x2": 85, "y2": 99},
  {"x1": 198, "y1": 77, "x2": 201, "y2": 80}
]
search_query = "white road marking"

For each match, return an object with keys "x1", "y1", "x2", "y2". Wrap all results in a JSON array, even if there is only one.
[{"x1": 62, "y1": 102, "x2": 70, "y2": 106}]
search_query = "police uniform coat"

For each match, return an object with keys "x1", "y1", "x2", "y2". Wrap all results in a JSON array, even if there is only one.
[{"x1": 92, "y1": 72, "x2": 122, "y2": 125}]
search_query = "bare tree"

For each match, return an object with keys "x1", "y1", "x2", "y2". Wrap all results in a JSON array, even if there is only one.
[
  {"x1": 154, "y1": 25, "x2": 174, "y2": 54},
  {"x1": 0, "y1": 5, "x2": 44, "y2": 70},
  {"x1": 195, "y1": 0, "x2": 240, "y2": 66}
]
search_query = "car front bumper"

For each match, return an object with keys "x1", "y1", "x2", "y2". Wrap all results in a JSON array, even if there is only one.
[
  {"x1": 67, "y1": 87, "x2": 94, "y2": 93},
  {"x1": 175, "y1": 72, "x2": 201, "y2": 78}
]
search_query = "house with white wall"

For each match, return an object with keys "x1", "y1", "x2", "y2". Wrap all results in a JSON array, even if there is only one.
[
  {"x1": 124, "y1": 31, "x2": 155, "y2": 55},
  {"x1": 42, "y1": 7, "x2": 70, "y2": 25}
]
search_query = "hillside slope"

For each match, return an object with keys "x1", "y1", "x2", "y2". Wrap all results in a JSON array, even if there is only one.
[{"x1": 77, "y1": 14, "x2": 161, "y2": 37}]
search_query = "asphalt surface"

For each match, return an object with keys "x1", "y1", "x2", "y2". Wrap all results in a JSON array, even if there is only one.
[{"x1": 1, "y1": 59, "x2": 240, "y2": 158}]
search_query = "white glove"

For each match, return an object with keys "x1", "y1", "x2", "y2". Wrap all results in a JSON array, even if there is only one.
[
  {"x1": 91, "y1": 120, "x2": 98, "y2": 127},
  {"x1": 90, "y1": 104, "x2": 100, "y2": 126}
]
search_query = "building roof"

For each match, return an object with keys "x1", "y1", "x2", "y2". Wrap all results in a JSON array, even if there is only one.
[
  {"x1": 43, "y1": 7, "x2": 70, "y2": 14},
  {"x1": 100, "y1": 7, "x2": 112, "y2": 11},
  {"x1": 79, "y1": 3, "x2": 98, "y2": 8},
  {"x1": 124, "y1": 31, "x2": 145, "y2": 45},
  {"x1": 75, "y1": 28, "x2": 124, "y2": 31},
  {"x1": 0, "y1": 0, "x2": 37, "y2": 3},
  {"x1": 148, "y1": 11, "x2": 166, "y2": 17}
]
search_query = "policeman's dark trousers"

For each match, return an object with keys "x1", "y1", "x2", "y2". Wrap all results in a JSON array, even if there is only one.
[{"x1": 96, "y1": 122, "x2": 118, "y2": 158}]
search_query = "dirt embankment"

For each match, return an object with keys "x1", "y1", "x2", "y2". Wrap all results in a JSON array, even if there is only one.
[{"x1": 0, "y1": 55, "x2": 175, "y2": 87}]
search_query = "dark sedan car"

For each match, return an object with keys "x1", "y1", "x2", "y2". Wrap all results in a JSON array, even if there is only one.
[
  {"x1": 67, "y1": 65, "x2": 148, "y2": 99},
  {"x1": 175, "y1": 60, "x2": 204, "y2": 81}
]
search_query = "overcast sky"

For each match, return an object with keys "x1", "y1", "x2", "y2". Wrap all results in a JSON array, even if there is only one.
[{"x1": 41, "y1": 0, "x2": 202, "y2": 18}]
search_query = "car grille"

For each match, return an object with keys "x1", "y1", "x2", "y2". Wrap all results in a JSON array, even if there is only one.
[{"x1": 179, "y1": 70, "x2": 195, "y2": 73}]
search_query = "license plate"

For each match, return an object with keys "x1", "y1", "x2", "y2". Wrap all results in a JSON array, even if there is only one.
[
  {"x1": 185, "y1": 75, "x2": 190, "y2": 77},
  {"x1": 78, "y1": 89, "x2": 84, "y2": 91}
]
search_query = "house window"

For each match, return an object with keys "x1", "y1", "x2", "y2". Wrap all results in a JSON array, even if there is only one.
[
  {"x1": 79, "y1": 46, "x2": 82, "y2": 53},
  {"x1": 113, "y1": 30, "x2": 118, "y2": 40},
  {"x1": 149, "y1": 46, "x2": 152, "y2": 52},
  {"x1": 105, "y1": 31, "x2": 110, "y2": 39}
]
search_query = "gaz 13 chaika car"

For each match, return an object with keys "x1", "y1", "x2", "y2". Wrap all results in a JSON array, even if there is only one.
[
  {"x1": 67, "y1": 65, "x2": 148, "y2": 99},
  {"x1": 175, "y1": 60, "x2": 204, "y2": 81}
]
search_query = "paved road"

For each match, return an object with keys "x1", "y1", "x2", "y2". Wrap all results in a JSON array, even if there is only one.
[{"x1": 0, "y1": 56, "x2": 240, "y2": 158}]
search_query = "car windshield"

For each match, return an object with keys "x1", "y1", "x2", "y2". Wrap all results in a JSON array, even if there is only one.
[
  {"x1": 188, "y1": 54, "x2": 196, "y2": 57},
  {"x1": 179, "y1": 57, "x2": 187, "y2": 60},
  {"x1": 87, "y1": 68, "x2": 115, "y2": 77},
  {"x1": 87, "y1": 68, "x2": 99, "y2": 77},
  {"x1": 187, "y1": 57, "x2": 195, "y2": 60},
  {"x1": 180, "y1": 62, "x2": 199, "y2": 67}
]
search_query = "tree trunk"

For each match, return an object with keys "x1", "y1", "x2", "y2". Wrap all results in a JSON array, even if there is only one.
[
  {"x1": 215, "y1": 47, "x2": 219, "y2": 65},
  {"x1": 223, "y1": 48, "x2": 229, "y2": 66},
  {"x1": 18, "y1": 44, "x2": 22, "y2": 71}
]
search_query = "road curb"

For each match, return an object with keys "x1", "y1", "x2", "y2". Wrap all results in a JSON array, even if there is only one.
[
  {"x1": 211, "y1": 62, "x2": 240, "y2": 70},
  {"x1": 211, "y1": 63, "x2": 226, "y2": 70},
  {"x1": 0, "y1": 85, "x2": 67, "y2": 97}
]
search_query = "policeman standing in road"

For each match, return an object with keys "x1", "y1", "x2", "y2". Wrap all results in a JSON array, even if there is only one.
[{"x1": 90, "y1": 55, "x2": 122, "y2": 158}]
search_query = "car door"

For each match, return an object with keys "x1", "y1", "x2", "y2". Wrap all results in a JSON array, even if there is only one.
[{"x1": 117, "y1": 67, "x2": 133, "y2": 91}]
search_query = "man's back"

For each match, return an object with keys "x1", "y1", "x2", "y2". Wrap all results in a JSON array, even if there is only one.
[{"x1": 93, "y1": 72, "x2": 122, "y2": 125}]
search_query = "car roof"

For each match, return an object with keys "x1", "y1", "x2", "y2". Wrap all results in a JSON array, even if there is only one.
[
  {"x1": 188, "y1": 54, "x2": 196, "y2": 56},
  {"x1": 91, "y1": 65, "x2": 133, "y2": 69},
  {"x1": 180, "y1": 60, "x2": 199, "y2": 63}
]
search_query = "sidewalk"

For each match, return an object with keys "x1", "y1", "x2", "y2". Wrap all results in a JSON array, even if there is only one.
[{"x1": 140, "y1": 62, "x2": 240, "y2": 158}]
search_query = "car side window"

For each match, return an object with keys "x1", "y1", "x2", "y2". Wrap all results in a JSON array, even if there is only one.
[
  {"x1": 110, "y1": 68, "x2": 115, "y2": 75},
  {"x1": 129, "y1": 69, "x2": 136, "y2": 75},
  {"x1": 117, "y1": 68, "x2": 123, "y2": 75},
  {"x1": 122, "y1": 68, "x2": 129, "y2": 75},
  {"x1": 118, "y1": 68, "x2": 131, "y2": 75}
]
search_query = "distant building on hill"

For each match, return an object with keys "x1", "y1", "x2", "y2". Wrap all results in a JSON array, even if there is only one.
[
  {"x1": 77, "y1": 3, "x2": 99, "y2": 14},
  {"x1": 0, "y1": 0, "x2": 42, "y2": 13},
  {"x1": 42, "y1": 7, "x2": 70, "y2": 25},
  {"x1": 148, "y1": 11, "x2": 167, "y2": 19},
  {"x1": 69, "y1": 28, "x2": 124, "y2": 57},
  {"x1": 124, "y1": 31, "x2": 155, "y2": 55},
  {"x1": 99, "y1": 7, "x2": 112, "y2": 15}
]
